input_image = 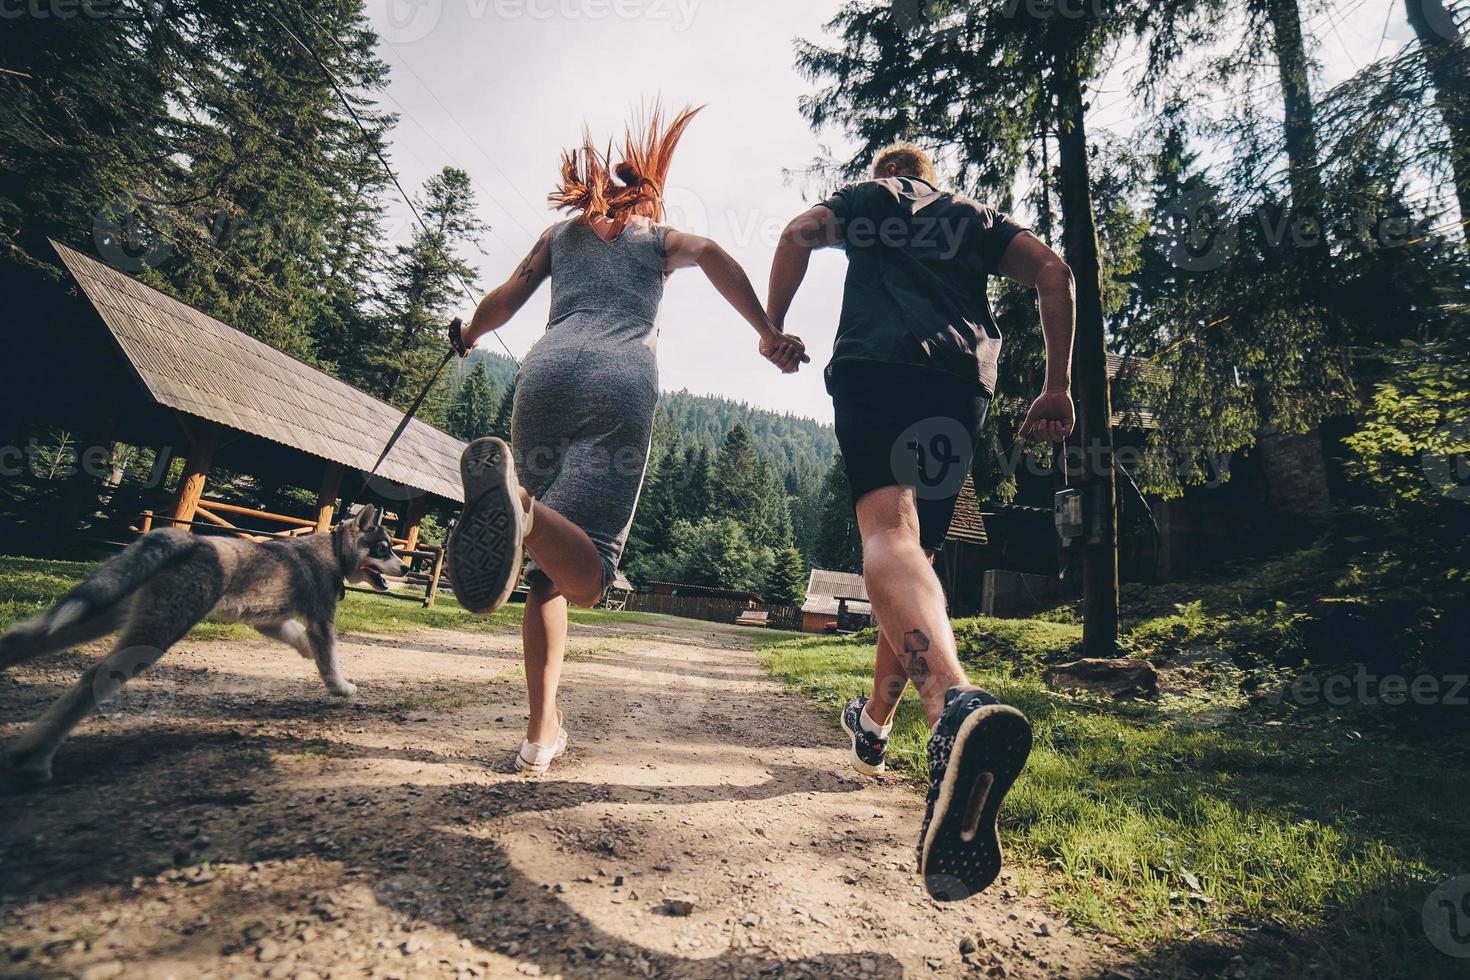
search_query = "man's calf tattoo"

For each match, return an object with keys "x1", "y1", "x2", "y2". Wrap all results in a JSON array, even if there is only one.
[{"x1": 904, "y1": 629, "x2": 932, "y2": 686}]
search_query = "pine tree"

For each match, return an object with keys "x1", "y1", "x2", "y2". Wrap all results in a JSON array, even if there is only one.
[
  {"x1": 492, "y1": 380, "x2": 517, "y2": 441},
  {"x1": 713, "y1": 424, "x2": 761, "y2": 523},
  {"x1": 814, "y1": 456, "x2": 863, "y2": 574},
  {"x1": 625, "y1": 442, "x2": 683, "y2": 565},
  {"x1": 161, "y1": 1, "x2": 395, "y2": 363},
  {"x1": 446, "y1": 362, "x2": 498, "y2": 442},
  {"x1": 379, "y1": 167, "x2": 486, "y2": 408},
  {"x1": 765, "y1": 547, "x2": 809, "y2": 607},
  {"x1": 0, "y1": 9, "x2": 171, "y2": 272},
  {"x1": 679, "y1": 445, "x2": 713, "y2": 522}
]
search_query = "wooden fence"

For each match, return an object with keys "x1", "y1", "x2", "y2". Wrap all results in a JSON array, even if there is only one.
[
  {"x1": 625, "y1": 593, "x2": 802, "y2": 631},
  {"x1": 132, "y1": 500, "x2": 446, "y2": 608}
]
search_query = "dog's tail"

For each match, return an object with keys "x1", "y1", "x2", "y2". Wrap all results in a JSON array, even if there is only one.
[{"x1": 10, "y1": 530, "x2": 198, "y2": 645}]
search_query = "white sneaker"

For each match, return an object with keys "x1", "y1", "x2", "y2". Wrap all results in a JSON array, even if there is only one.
[
  {"x1": 448, "y1": 437, "x2": 535, "y2": 615},
  {"x1": 515, "y1": 718, "x2": 568, "y2": 774}
]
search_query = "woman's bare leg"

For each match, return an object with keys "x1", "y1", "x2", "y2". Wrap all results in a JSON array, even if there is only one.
[
  {"x1": 523, "y1": 573, "x2": 568, "y2": 748},
  {"x1": 518, "y1": 489, "x2": 605, "y2": 609},
  {"x1": 513, "y1": 489, "x2": 608, "y2": 748}
]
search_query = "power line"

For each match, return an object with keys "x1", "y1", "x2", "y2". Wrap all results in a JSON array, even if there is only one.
[
  {"x1": 284, "y1": 0, "x2": 544, "y2": 247},
  {"x1": 265, "y1": 0, "x2": 520, "y2": 365}
]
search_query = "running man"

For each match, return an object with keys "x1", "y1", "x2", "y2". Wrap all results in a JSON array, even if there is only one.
[{"x1": 767, "y1": 143, "x2": 1076, "y2": 901}]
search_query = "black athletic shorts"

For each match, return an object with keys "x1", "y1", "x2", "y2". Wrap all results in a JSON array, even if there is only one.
[{"x1": 827, "y1": 360, "x2": 991, "y2": 553}]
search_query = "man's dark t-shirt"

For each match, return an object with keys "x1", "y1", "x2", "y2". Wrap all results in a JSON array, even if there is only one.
[{"x1": 818, "y1": 176, "x2": 1028, "y2": 396}]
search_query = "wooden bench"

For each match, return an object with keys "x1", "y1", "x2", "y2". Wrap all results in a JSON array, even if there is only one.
[{"x1": 734, "y1": 610, "x2": 770, "y2": 628}]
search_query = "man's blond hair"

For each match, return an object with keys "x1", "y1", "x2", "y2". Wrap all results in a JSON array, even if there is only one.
[{"x1": 872, "y1": 143, "x2": 938, "y2": 184}]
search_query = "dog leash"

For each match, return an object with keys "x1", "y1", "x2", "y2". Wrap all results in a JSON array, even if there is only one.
[{"x1": 351, "y1": 318, "x2": 464, "y2": 515}]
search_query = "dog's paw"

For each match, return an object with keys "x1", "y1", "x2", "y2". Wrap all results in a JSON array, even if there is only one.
[{"x1": 328, "y1": 680, "x2": 358, "y2": 698}]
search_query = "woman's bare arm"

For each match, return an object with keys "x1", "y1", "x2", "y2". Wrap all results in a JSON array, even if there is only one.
[
  {"x1": 458, "y1": 229, "x2": 553, "y2": 354},
  {"x1": 665, "y1": 229, "x2": 810, "y2": 374}
]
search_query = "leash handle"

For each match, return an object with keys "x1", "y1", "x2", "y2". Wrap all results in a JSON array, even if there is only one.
[{"x1": 448, "y1": 316, "x2": 468, "y2": 358}]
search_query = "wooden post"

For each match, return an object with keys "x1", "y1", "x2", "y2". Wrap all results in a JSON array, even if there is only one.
[
  {"x1": 401, "y1": 495, "x2": 428, "y2": 553},
  {"x1": 315, "y1": 461, "x2": 344, "y2": 533},
  {"x1": 423, "y1": 546, "x2": 446, "y2": 609},
  {"x1": 170, "y1": 419, "x2": 221, "y2": 529},
  {"x1": 58, "y1": 405, "x2": 118, "y2": 529}
]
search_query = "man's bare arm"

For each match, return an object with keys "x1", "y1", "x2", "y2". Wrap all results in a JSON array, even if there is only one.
[
  {"x1": 998, "y1": 231, "x2": 1077, "y2": 443},
  {"x1": 767, "y1": 205, "x2": 842, "y2": 331}
]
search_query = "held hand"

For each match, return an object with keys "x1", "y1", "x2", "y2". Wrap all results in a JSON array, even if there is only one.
[
  {"x1": 760, "y1": 331, "x2": 811, "y2": 375},
  {"x1": 1020, "y1": 389, "x2": 1075, "y2": 443}
]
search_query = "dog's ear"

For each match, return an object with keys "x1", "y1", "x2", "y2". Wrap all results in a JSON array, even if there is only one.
[{"x1": 355, "y1": 505, "x2": 378, "y2": 531}]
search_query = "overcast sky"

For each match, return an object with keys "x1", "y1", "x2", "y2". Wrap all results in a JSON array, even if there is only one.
[{"x1": 363, "y1": 0, "x2": 1429, "y2": 425}]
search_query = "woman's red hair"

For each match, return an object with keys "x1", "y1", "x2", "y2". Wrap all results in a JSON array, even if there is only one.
[{"x1": 549, "y1": 102, "x2": 703, "y2": 234}]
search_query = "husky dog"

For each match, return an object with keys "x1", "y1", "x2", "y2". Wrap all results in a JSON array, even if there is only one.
[{"x1": 0, "y1": 505, "x2": 407, "y2": 789}]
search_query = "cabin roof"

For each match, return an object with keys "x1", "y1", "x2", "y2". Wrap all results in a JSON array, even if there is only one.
[{"x1": 52, "y1": 241, "x2": 465, "y2": 503}]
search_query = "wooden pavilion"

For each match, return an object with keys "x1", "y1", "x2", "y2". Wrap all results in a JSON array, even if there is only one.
[{"x1": 4, "y1": 241, "x2": 468, "y2": 603}]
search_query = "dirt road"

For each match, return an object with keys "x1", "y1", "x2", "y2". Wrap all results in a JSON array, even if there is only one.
[{"x1": 1, "y1": 616, "x2": 1126, "y2": 978}]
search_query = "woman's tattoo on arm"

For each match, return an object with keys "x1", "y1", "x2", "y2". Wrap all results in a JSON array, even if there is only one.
[
  {"x1": 904, "y1": 629, "x2": 931, "y2": 686},
  {"x1": 517, "y1": 235, "x2": 549, "y2": 281}
]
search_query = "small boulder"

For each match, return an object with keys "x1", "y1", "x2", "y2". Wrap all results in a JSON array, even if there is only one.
[{"x1": 1043, "y1": 659, "x2": 1158, "y2": 699}]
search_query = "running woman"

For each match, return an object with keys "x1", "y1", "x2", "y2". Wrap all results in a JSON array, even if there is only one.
[{"x1": 448, "y1": 105, "x2": 809, "y2": 773}]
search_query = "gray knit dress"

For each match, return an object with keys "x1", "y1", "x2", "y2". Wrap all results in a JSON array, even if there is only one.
[{"x1": 511, "y1": 216, "x2": 668, "y2": 590}]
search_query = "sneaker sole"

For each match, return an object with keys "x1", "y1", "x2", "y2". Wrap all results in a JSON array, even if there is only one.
[
  {"x1": 840, "y1": 711, "x2": 887, "y2": 776},
  {"x1": 919, "y1": 705, "x2": 1032, "y2": 902},
  {"x1": 448, "y1": 437, "x2": 523, "y2": 616}
]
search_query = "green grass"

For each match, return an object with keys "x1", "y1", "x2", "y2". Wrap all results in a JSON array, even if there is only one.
[
  {"x1": 764, "y1": 619, "x2": 1470, "y2": 977},
  {"x1": 0, "y1": 556, "x2": 680, "y2": 639}
]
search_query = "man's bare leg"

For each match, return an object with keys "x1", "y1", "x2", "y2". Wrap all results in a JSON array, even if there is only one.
[
  {"x1": 866, "y1": 631, "x2": 907, "y2": 727},
  {"x1": 856, "y1": 485, "x2": 979, "y2": 726}
]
